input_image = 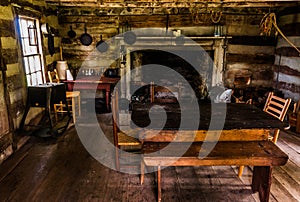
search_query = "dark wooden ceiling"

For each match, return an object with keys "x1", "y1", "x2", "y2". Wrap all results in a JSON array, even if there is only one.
[{"x1": 45, "y1": 0, "x2": 299, "y2": 16}]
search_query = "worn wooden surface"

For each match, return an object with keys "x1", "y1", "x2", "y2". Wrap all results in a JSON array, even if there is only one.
[
  {"x1": 142, "y1": 141, "x2": 288, "y2": 167},
  {"x1": 0, "y1": 114, "x2": 299, "y2": 201},
  {"x1": 142, "y1": 141, "x2": 288, "y2": 202},
  {"x1": 131, "y1": 102, "x2": 286, "y2": 130}
]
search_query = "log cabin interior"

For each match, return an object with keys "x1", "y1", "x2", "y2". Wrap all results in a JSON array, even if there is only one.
[{"x1": 0, "y1": 0, "x2": 300, "y2": 201}]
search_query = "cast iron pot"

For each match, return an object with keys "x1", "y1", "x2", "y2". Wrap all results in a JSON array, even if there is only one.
[
  {"x1": 104, "y1": 68, "x2": 119, "y2": 78},
  {"x1": 68, "y1": 26, "x2": 76, "y2": 38},
  {"x1": 80, "y1": 27, "x2": 92, "y2": 46},
  {"x1": 96, "y1": 35, "x2": 108, "y2": 52}
]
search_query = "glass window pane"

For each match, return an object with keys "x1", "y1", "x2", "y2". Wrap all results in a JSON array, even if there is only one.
[
  {"x1": 26, "y1": 75, "x2": 31, "y2": 86},
  {"x1": 34, "y1": 56, "x2": 41, "y2": 72},
  {"x1": 20, "y1": 19, "x2": 28, "y2": 38},
  {"x1": 22, "y1": 38, "x2": 30, "y2": 55},
  {"x1": 23, "y1": 57, "x2": 29, "y2": 74},
  {"x1": 28, "y1": 56, "x2": 35, "y2": 73},
  {"x1": 37, "y1": 72, "x2": 43, "y2": 85},
  {"x1": 31, "y1": 73, "x2": 37, "y2": 86}
]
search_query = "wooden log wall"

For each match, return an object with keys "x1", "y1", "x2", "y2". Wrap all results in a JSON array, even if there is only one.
[
  {"x1": 0, "y1": 0, "x2": 61, "y2": 164},
  {"x1": 58, "y1": 7, "x2": 272, "y2": 81},
  {"x1": 274, "y1": 7, "x2": 300, "y2": 102},
  {"x1": 0, "y1": 2, "x2": 25, "y2": 164},
  {"x1": 224, "y1": 15, "x2": 277, "y2": 89}
]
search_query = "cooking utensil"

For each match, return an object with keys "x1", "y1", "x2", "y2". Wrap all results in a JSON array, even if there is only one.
[
  {"x1": 123, "y1": 31, "x2": 136, "y2": 45},
  {"x1": 68, "y1": 26, "x2": 76, "y2": 38},
  {"x1": 80, "y1": 26, "x2": 92, "y2": 46},
  {"x1": 96, "y1": 35, "x2": 109, "y2": 52}
]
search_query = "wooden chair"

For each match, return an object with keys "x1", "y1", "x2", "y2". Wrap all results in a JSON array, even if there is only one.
[
  {"x1": 47, "y1": 70, "x2": 81, "y2": 123},
  {"x1": 288, "y1": 100, "x2": 300, "y2": 133},
  {"x1": 238, "y1": 92, "x2": 291, "y2": 177},
  {"x1": 48, "y1": 69, "x2": 60, "y2": 83},
  {"x1": 111, "y1": 89, "x2": 142, "y2": 171},
  {"x1": 150, "y1": 81, "x2": 181, "y2": 103}
]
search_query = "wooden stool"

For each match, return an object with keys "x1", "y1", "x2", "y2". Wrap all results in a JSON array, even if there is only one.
[{"x1": 54, "y1": 91, "x2": 81, "y2": 123}]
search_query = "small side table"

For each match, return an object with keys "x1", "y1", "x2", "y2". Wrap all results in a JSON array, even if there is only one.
[{"x1": 20, "y1": 83, "x2": 70, "y2": 134}]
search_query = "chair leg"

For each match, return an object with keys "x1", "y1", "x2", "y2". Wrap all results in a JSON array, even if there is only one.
[
  {"x1": 140, "y1": 160, "x2": 145, "y2": 185},
  {"x1": 272, "y1": 129, "x2": 280, "y2": 144},
  {"x1": 115, "y1": 147, "x2": 120, "y2": 171},
  {"x1": 157, "y1": 166, "x2": 162, "y2": 202},
  {"x1": 71, "y1": 97, "x2": 76, "y2": 123},
  {"x1": 238, "y1": 166, "x2": 244, "y2": 177}
]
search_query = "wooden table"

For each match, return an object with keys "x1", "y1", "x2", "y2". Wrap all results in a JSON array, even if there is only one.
[
  {"x1": 131, "y1": 102, "x2": 289, "y2": 202},
  {"x1": 64, "y1": 76, "x2": 119, "y2": 110}
]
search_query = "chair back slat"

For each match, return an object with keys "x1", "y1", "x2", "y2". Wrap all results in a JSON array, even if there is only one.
[
  {"x1": 48, "y1": 69, "x2": 60, "y2": 83},
  {"x1": 263, "y1": 92, "x2": 291, "y2": 121},
  {"x1": 150, "y1": 81, "x2": 181, "y2": 103}
]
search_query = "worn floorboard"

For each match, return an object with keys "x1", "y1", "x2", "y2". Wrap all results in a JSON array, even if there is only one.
[{"x1": 0, "y1": 113, "x2": 299, "y2": 201}]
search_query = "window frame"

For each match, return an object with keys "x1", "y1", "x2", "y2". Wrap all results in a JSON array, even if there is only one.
[{"x1": 17, "y1": 15, "x2": 45, "y2": 86}]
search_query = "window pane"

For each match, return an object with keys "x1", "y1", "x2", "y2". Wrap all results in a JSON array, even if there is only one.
[
  {"x1": 23, "y1": 57, "x2": 29, "y2": 74},
  {"x1": 29, "y1": 56, "x2": 35, "y2": 73},
  {"x1": 26, "y1": 75, "x2": 31, "y2": 86},
  {"x1": 35, "y1": 56, "x2": 41, "y2": 71},
  {"x1": 31, "y1": 73, "x2": 37, "y2": 86},
  {"x1": 20, "y1": 19, "x2": 28, "y2": 38},
  {"x1": 37, "y1": 72, "x2": 43, "y2": 85}
]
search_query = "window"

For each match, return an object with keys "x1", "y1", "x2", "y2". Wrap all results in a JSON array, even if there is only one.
[{"x1": 17, "y1": 16, "x2": 45, "y2": 86}]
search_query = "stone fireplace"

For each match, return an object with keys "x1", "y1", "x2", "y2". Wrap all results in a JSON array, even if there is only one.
[{"x1": 117, "y1": 35, "x2": 228, "y2": 101}]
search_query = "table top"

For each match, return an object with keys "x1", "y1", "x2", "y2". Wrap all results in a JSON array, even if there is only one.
[
  {"x1": 131, "y1": 101, "x2": 286, "y2": 130},
  {"x1": 64, "y1": 76, "x2": 120, "y2": 84}
]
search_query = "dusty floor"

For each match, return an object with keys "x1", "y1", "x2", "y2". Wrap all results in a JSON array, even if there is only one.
[{"x1": 0, "y1": 113, "x2": 299, "y2": 202}]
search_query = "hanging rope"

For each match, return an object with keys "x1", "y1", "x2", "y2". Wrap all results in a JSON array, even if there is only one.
[{"x1": 260, "y1": 12, "x2": 300, "y2": 56}]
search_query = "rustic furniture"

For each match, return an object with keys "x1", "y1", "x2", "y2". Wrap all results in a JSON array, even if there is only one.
[
  {"x1": 111, "y1": 89, "x2": 142, "y2": 171},
  {"x1": 237, "y1": 92, "x2": 291, "y2": 177},
  {"x1": 131, "y1": 102, "x2": 289, "y2": 202},
  {"x1": 48, "y1": 70, "x2": 81, "y2": 123},
  {"x1": 19, "y1": 83, "x2": 71, "y2": 135},
  {"x1": 288, "y1": 100, "x2": 300, "y2": 133},
  {"x1": 64, "y1": 76, "x2": 119, "y2": 110},
  {"x1": 150, "y1": 81, "x2": 181, "y2": 104}
]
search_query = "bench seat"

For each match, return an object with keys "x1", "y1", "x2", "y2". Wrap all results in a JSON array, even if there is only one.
[{"x1": 141, "y1": 141, "x2": 288, "y2": 202}]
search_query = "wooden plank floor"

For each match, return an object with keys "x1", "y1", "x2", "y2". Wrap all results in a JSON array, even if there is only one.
[{"x1": 0, "y1": 114, "x2": 299, "y2": 202}]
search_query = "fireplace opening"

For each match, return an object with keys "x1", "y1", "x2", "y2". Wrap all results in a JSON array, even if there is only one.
[{"x1": 130, "y1": 49, "x2": 214, "y2": 102}]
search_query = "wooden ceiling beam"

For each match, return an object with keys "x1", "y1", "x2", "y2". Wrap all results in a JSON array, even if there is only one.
[{"x1": 45, "y1": 0, "x2": 299, "y2": 8}]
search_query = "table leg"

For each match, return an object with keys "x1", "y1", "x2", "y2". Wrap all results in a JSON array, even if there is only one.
[
  {"x1": 157, "y1": 166, "x2": 161, "y2": 202},
  {"x1": 106, "y1": 90, "x2": 110, "y2": 110},
  {"x1": 140, "y1": 160, "x2": 145, "y2": 185},
  {"x1": 251, "y1": 166, "x2": 272, "y2": 202},
  {"x1": 72, "y1": 97, "x2": 76, "y2": 123},
  {"x1": 78, "y1": 93, "x2": 81, "y2": 116}
]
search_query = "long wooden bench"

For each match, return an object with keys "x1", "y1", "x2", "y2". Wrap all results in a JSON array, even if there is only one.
[{"x1": 141, "y1": 141, "x2": 288, "y2": 202}]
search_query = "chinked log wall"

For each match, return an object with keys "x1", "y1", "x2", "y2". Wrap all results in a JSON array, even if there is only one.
[
  {"x1": 59, "y1": 8, "x2": 272, "y2": 84},
  {"x1": 0, "y1": 0, "x2": 61, "y2": 164},
  {"x1": 275, "y1": 7, "x2": 300, "y2": 102},
  {"x1": 224, "y1": 14, "x2": 276, "y2": 89}
]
